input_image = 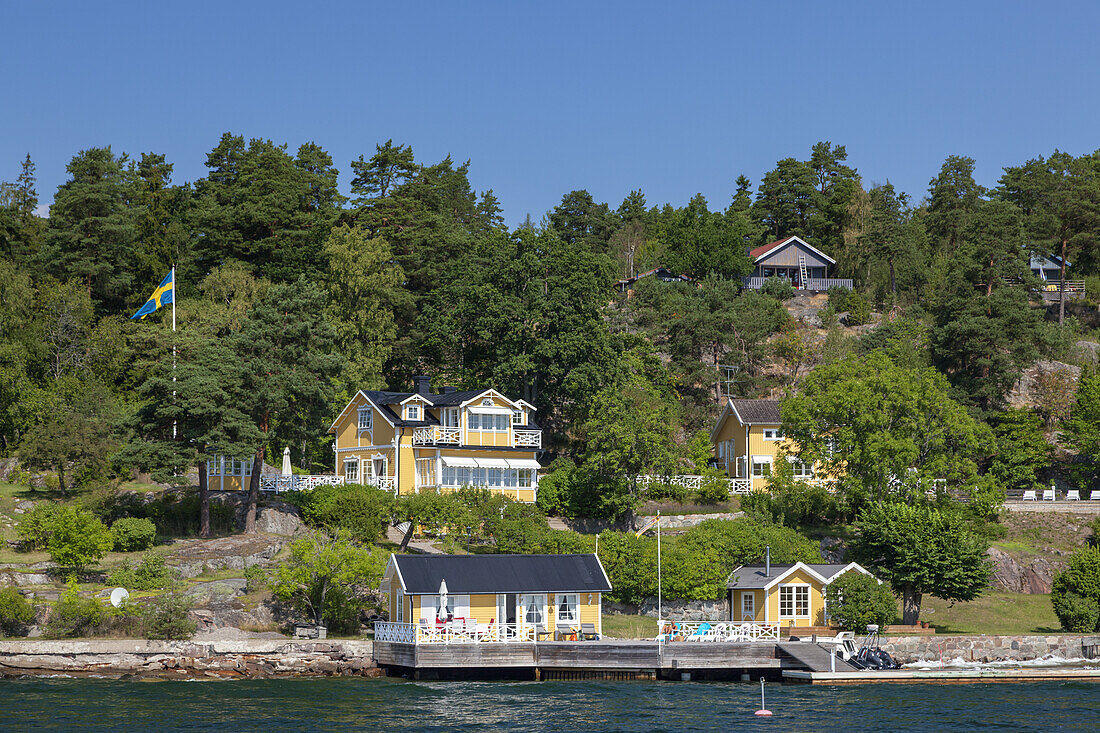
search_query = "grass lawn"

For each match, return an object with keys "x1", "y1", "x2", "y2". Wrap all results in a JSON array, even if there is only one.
[
  {"x1": 920, "y1": 592, "x2": 1061, "y2": 635},
  {"x1": 601, "y1": 614, "x2": 657, "y2": 639}
]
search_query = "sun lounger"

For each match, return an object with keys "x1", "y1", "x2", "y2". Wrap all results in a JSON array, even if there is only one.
[
  {"x1": 580, "y1": 622, "x2": 599, "y2": 640},
  {"x1": 1022, "y1": 490, "x2": 1037, "y2": 501},
  {"x1": 554, "y1": 622, "x2": 577, "y2": 641},
  {"x1": 1042, "y1": 488, "x2": 1056, "y2": 501},
  {"x1": 1067, "y1": 490, "x2": 1081, "y2": 501}
]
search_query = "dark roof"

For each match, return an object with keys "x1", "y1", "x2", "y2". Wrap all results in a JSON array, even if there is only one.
[
  {"x1": 729, "y1": 399, "x2": 781, "y2": 425},
  {"x1": 392, "y1": 554, "x2": 611, "y2": 595},
  {"x1": 426, "y1": 389, "x2": 490, "y2": 406},
  {"x1": 727, "y1": 563, "x2": 854, "y2": 589},
  {"x1": 361, "y1": 390, "x2": 440, "y2": 427}
]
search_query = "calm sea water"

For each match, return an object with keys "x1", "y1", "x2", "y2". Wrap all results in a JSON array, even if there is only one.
[{"x1": 3, "y1": 677, "x2": 1099, "y2": 732}]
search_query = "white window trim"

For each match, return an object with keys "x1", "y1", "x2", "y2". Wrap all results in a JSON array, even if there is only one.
[
  {"x1": 778, "y1": 583, "x2": 811, "y2": 620},
  {"x1": 404, "y1": 404, "x2": 422, "y2": 421},
  {"x1": 556, "y1": 593, "x2": 579, "y2": 623},
  {"x1": 762, "y1": 428, "x2": 782, "y2": 441},
  {"x1": 787, "y1": 456, "x2": 814, "y2": 479},
  {"x1": 741, "y1": 591, "x2": 755, "y2": 621},
  {"x1": 343, "y1": 457, "x2": 360, "y2": 483},
  {"x1": 357, "y1": 407, "x2": 372, "y2": 431},
  {"x1": 441, "y1": 407, "x2": 460, "y2": 428},
  {"x1": 751, "y1": 455, "x2": 773, "y2": 478},
  {"x1": 512, "y1": 409, "x2": 524, "y2": 426}
]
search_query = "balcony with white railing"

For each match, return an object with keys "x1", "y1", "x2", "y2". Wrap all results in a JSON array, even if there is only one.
[
  {"x1": 375, "y1": 620, "x2": 545, "y2": 644},
  {"x1": 656, "y1": 620, "x2": 780, "y2": 642},
  {"x1": 259, "y1": 474, "x2": 345, "y2": 493},
  {"x1": 412, "y1": 426, "x2": 461, "y2": 445},
  {"x1": 512, "y1": 429, "x2": 542, "y2": 448}
]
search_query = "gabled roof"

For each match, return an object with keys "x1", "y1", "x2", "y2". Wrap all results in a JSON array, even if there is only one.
[
  {"x1": 727, "y1": 562, "x2": 873, "y2": 590},
  {"x1": 729, "y1": 399, "x2": 781, "y2": 426},
  {"x1": 385, "y1": 554, "x2": 612, "y2": 595},
  {"x1": 749, "y1": 236, "x2": 836, "y2": 266},
  {"x1": 1030, "y1": 254, "x2": 1070, "y2": 271}
]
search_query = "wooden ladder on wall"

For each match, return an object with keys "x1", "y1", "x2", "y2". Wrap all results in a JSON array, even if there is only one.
[{"x1": 798, "y1": 254, "x2": 808, "y2": 289}]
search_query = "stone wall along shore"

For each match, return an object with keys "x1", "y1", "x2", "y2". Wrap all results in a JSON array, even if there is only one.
[
  {"x1": 0, "y1": 639, "x2": 379, "y2": 679},
  {"x1": 883, "y1": 635, "x2": 1100, "y2": 665}
]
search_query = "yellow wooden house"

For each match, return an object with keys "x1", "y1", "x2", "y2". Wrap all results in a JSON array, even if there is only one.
[
  {"x1": 727, "y1": 559, "x2": 875, "y2": 628},
  {"x1": 329, "y1": 376, "x2": 543, "y2": 502},
  {"x1": 382, "y1": 553, "x2": 610, "y2": 638},
  {"x1": 712, "y1": 398, "x2": 819, "y2": 491}
]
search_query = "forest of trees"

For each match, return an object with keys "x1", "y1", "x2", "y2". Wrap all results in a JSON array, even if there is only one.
[{"x1": 2, "y1": 136, "x2": 1099, "y2": 521}]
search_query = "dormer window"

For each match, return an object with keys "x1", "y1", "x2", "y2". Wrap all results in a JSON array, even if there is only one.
[
  {"x1": 405, "y1": 404, "x2": 421, "y2": 421},
  {"x1": 358, "y1": 407, "x2": 372, "y2": 431},
  {"x1": 512, "y1": 409, "x2": 524, "y2": 426}
]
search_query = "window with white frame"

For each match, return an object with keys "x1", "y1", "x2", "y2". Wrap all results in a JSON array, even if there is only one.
[
  {"x1": 788, "y1": 457, "x2": 814, "y2": 479},
  {"x1": 512, "y1": 409, "x2": 524, "y2": 426},
  {"x1": 441, "y1": 407, "x2": 459, "y2": 427},
  {"x1": 357, "y1": 407, "x2": 372, "y2": 431},
  {"x1": 405, "y1": 403, "x2": 421, "y2": 421},
  {"x1": 556, "y1": 594, "x2": 578, "y2": 623},
  {"x1": 441, "y1": 467, "x2": 536, "y2": 489},
  {"x1": 344, "y1": 458, "x2": 359, "y2": 484},
  {"x1": 763, "y1": 428, "x2": 783, "y2": 441},
  {"x1": 468, "y1": 413, "x2": 509, "y2": 431},
  {"x1": 736, "y1": 456, "x2": 747, "y2": 478},
  {"x1": 751, "y1": 456, "x2": 772, "y2": 477},
  {"x1": 779, "y1": 585, "x2": 810, "y2": 618},
  {"x1": 825, "y1": 437, "x2": 839, "y2": 456},
  {"x1": 396, "y1": 590, "x2": 403, "y2": 622}
]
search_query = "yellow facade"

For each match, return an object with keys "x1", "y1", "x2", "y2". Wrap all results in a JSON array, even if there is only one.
[
  {"x1": 330, "y1": 386, "x2": 542, "y2": 502},
  {"x1": 761, "y1": 567, "x2": 828, "y2": 628},
  {"x1": 386, "y1": 584, "x2": 603, "y2": 633}
]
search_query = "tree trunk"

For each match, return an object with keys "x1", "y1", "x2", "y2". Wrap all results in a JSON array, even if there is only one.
[
  {"x1": 244, "y1": 447, "x2": 264, "y2": 533},
  {"x1": 889, "y1": 258, "x2": 897, "y2": 297},
  {"x1": 198, "y1": 463, "x2": 211, "y2": 538},
  {"x1": 901, "y1": 586, "x2": 922, "y2": 625},
  {"x1": 1059, "y1": 238, "x2": 1068, "y2": 326},
  {"x1": 399, "y1": 521, "x2": 415, "y2": 552}
]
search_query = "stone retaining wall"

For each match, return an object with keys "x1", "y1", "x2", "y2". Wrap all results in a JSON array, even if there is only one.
[
  {"x1": 882, "y1": 635, "x2": 1100, "y2": 664},
  {"x1": 0, "y1": 639, "x2": 379, "y2": 679}
]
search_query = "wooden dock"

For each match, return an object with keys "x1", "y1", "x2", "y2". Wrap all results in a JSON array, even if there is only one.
[
  {"x1": 783, "y1": 668, "x2": 1100, "y2": 684},
  {"x1": 375, "y1": 640, "x2": 794, "y2": 680}
]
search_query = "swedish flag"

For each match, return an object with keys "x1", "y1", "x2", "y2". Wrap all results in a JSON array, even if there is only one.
[{"x1": 130, "y1": 270, "x2": 174, "y2": 320}]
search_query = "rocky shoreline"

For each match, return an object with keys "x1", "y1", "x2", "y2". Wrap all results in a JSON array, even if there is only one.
[{"x1": 0, "y1": 638, "x2": 380, "y2": 679}]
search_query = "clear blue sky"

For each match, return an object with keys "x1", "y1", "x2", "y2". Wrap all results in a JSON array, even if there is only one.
[{"x1": 4, "y1": 1, "x2": 1099, "y2": 226}]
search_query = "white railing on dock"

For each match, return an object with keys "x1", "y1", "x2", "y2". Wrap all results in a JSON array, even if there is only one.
[
  {"x1": 259, "y1": 474, "x2": 345, "y2": 493},
  {"x1": 375, "y1": 621, "x2": 548, "y2": 644},
  {"x1": 656, "y1": 621, "x2": 780, "y2": 643},
  {"x1": 635, "y1": 475, "x2": 754, "y2": 495}
]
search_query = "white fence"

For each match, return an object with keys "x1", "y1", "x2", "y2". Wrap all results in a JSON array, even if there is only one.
[
  {"x1": 412, "y1": 426, "x2": 461, "y2": 445},
  {"x1": 656, "y1": 621, "x2": 780, "y2": 642},
  {"x1": 364, "y1": 476, "x2": 397, "y2": 493},
  {"x1": 742, "y1": 276, "x2": 852, "y2": 291},
  {"x1": 375, "y1": 621, "x2": 558, "y2": 644},
  {"x1": 259, "y1": 474, "x2": 345, "y2": 493},
  {"x1": 513, "y1": 430, "x2": 542, "y2": 448},
  {"x1": 635, "y1": 475, "x2": 753, "y2": 495}
]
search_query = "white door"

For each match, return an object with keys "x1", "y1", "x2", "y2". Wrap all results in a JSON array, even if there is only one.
[
  {"x1": 519, "y1": 594, "x2": 546, "y2": 634},
  {"x1": 741, "y1": 592, "x2": 755, "y2": 621}
]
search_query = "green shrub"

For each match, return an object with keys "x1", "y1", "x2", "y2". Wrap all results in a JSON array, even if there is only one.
[
  {"x1": 695, "y1": 477, "x2": 730, "y2": 505},
  {"x1": 824, "y1": 570, "x2": 897, "y2": 631},
  {"x1": 0, "y1": 587, "x2": 36, "y2": 636},
  {"x1": 299, "y1": 483, "x2": 394, "y2": 543},
  {"x1": 1051, "y1": 546, "x2": 1100, "y2": 632},
  {"x1": 844, "y1": 292, "x2": 872, "y2": 326},
  {"x1": 110, "y1": 517, "x2": 157, "y2": 552},
  {"x1": 47, "y1": 507, "x2": 114, "y2": 571},
  {"x1": 141, "y1": 585, "x2": 197, "y2": 640},
  {"x1": 244, "y1": 565, "x2": 268, "y2": 592},
  {"x1": 1052, "y1": 591, "x2": 1100, "y2": 633},
  {"x1": 45, "y1": 582, "x2": 104, "y2": 638},
  {"x1": 819, "y1": 305, "x2": 838, "y2": 329},
  {"x1": 827, "y1": 286, "x2": 850, "y2": 312},
  {"x1": 596, "y1": 531, "x2": 657, "y2": 605},
  {"x1": 761, "y1": 276, "x2": 795, "y2": 301},
  {"x1": 17, "y1": 502, "x2": 64, "y2": 551},
  {"x1": 100, "y1": 492, "x2": 234, "y2": 537},
  {"x1": 646, "y1": 480, "x2": 691, "y2": 503},
  {"x1": 107, "y1": 552, "x2": 176, "y2": 591}
]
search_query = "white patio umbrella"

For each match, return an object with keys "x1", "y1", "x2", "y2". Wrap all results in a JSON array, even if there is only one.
[
  {"x1": 437, "y1": 578, "x2": 449, "y2": 621},
  {"x1": 281, "y1": 446, "x2": 292, "y2": 477}
]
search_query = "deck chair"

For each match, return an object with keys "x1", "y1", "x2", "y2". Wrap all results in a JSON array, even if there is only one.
[
  {"x1": 1042, "y1": 488, "x2": 1056, "y2": 501},
  {"x1": 533, "y1": 623, "x2": 548, "y2": 641},
  {"x1": 554, "y1": 622, "x2": 577, "y2": 641},
  {"x1": 689, "y1": 622, "x2": 713, "y2": 641},
  {"x1": 1067, "y1": 490, "x2": 1081, "y2": 501},
  {"x1": 1022, "y1": 490, "x2": 1037, "y2": 501},
  {"x1": 580, "y1": 623, "x2": 599, "y2": 641},
  {"x1": 464, "y1": 618, "x2": 479, "y2": 640}
]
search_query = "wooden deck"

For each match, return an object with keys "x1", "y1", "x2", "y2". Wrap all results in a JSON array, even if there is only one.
[{"x1": 374, "y1": 639, "x2": 786, "y2": 677}]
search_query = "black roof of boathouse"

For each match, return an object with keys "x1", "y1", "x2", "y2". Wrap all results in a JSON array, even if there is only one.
[{"x1": 391, "y1": 554, "x2": 612, "y2": 595}]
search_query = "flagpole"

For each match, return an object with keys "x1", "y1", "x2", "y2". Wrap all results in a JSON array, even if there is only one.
[
  {"x1": 171, "y1": 265, "x2": 177, "y2": 440},
  {"x1": 657, "y1": 511, "x2": 662, "y2": 623}
]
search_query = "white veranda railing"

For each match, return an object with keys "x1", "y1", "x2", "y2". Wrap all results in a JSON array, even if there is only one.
[
  {"x1": 374, "y1": 621, "x2": 551, "y2": 644},
  {"x1": 259, "y1": 474, "x2": 345, "y2": 493},
  {"x1": 412, "y1": 426, "x2": 462, "y2": 445},
  {"x1": 656, "y1": 621, "x2": 780, "y2": 642},
  {"x1": 364, "y1": 476, "x2": 397, "y2": 493},
  {"x1": 635, "y1": 475, "x2": 754, "y2": 495},
  {"x1": 512, "y1": 430, "x2": 542, "y2": 448}
]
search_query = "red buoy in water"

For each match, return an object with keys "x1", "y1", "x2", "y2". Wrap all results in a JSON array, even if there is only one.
[{"x1": 755, "y1": 678, "x2": 772, "y2": 716}]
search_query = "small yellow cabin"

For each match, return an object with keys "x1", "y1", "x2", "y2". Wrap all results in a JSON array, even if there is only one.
[
  {"x1": 329, "y1": 377, "x2": 543, "y2": 502},
  {"x1": 727, "y1": 560, "x2": 875, "y2": 629},
  {"x1": 382, "y1": 553, "x2": 610, "y2": 639}
]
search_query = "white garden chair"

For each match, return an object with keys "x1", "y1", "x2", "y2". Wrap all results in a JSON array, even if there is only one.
[
  {"x1": 1090, "y1": 491, "x2": 1100, "y2": 501},
  {"x1": 1066, "y1": 490, "x2": 1081, "y2": 501},
  {"x1": 1022, "y1": 490, "x2": 1037, "y2": 501},
  {"x1": 1042, "y1": 488, "x2": 1056, "y2": 501}
]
